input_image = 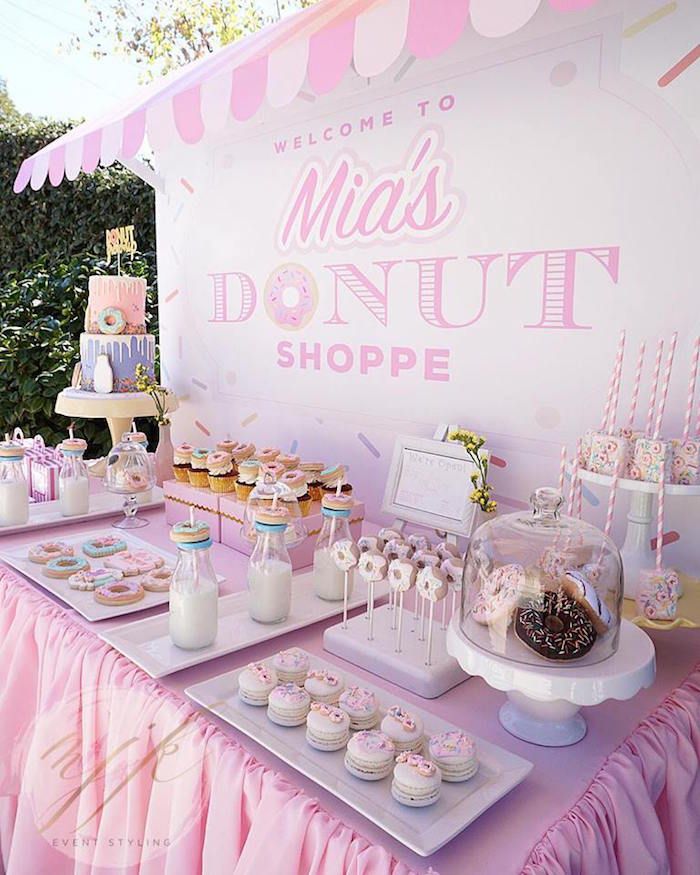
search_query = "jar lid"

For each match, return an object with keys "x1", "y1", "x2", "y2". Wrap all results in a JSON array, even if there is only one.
[
  {"x1": 0, "y1": 441, "x2": 25, "y2": 459},
  {"x1": 170, "y1": 520, "x2": 210, "y2": 544},
  {"x1": 322, "y1": 494, "x2": 353, "y2": 513},
  {"x1": 255, "y1": 506, "x2": 290, "y2": 527},
  {"x1": 59, "y1": 438, "x2": 88, "y2": 455}
]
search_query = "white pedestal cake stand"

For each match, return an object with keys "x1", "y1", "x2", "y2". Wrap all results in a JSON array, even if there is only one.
[
  {"x1": 446, "y1": 618, "x2": 655, "y2": 747},
  {"x1": 577, "y1": 468, "x2": 700, "y2": 601},
  {"x1": 56, "y1": 388, "x2": 178, "y2": 446}
]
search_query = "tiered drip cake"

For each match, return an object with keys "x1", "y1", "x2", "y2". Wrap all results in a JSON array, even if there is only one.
[{"x1": 79, "y1": 275, "x2": 155, "y2": 392}]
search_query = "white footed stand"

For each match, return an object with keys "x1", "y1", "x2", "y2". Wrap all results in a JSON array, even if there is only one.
[
  {"x1": 447, "y1": 618, "x2": 655, "y2": 746},
  {"x1": 577, "y1": 468, "x2": 700, "y2": 601}
]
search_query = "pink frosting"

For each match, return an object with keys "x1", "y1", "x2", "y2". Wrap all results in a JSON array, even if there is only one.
[
  {"x1": 385, "y1": 705, "x2": 417, "y2": 732},
  {"x1": 350, "y1": 730, "x2": 395, "y2": 755},
  {"x1": 339, "y1": 686, "x2": 377, "y2": 714},
  {"x1": 429, "y1": 730, "x2": 476, "y2": 760},
  {"x1": 309, "y1": 702, "x2": 345, "y2": 723},
  {"x1": 270, "y1": 683, "x2": 308, "y2": 705},
  {"x1": 395, "y1": 752, "x2": 437, "y2": 776}
]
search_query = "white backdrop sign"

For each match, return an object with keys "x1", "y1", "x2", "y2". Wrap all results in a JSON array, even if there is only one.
[{"x1": 157, "y1": 4, "x2": 700, "y2": 571}]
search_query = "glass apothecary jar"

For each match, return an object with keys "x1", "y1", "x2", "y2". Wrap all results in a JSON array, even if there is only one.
[
  {"x1": 58, "y1": 437, "x2": 89, "y2": 517},
  {"x1": 313, "y1": 494, "x2": 356, "y2": 601},
  {"x1": 248, "y1": 506, "x2": 293, "y2": 623},
  {"x1": 461, "y1": 487, "x2": 622, "y2": 667},
  {"x1": 169, "y1": 520, "x2": 218, "y2": 649}
]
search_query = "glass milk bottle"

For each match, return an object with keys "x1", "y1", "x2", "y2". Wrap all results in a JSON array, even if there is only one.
[
  {"x1": 169, "y1": 521, "x2": 218, "y2": 649},
  {"x1": 313, "y1": 494, "x2": 355, "y2": 601},
  {"x1": 0, "y1": 441, "x2": 29, "y2": 526},
  {"x1": 58, "y1": 437, "x2": 90, "y2": 517},
  {"x1": 248, "y1": 507, "x2": 293, "y2": 623}
]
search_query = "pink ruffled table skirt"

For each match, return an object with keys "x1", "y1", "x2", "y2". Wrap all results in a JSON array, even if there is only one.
[{"x1": 0, "y1": 510, "x2": 698, "y2": 875}]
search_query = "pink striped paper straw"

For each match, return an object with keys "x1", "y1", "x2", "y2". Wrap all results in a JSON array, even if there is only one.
[
  {"x1": 604, "y1": 456, "x2": 623, "y2": 538},
  {"x1": 645, "y1": 338, "x2": 664, "y2": 436},
  {"x1": 575, "y1": 469, "x2": 583, "y2": 519},
  {"x1": 627, "y1": 340, "x2": 646, "y2": 430},
  {"x1": 567, "y1": 439, "x2": 581, "y2": 517},
  {"x1": 656, "y1": 460, "x2": 666, "y2": 572},
  {"x1": 600, "y1": 330, "x2": 626, "y2": 432},
  {"x1": 653, "y1": 332, "x2": 678, "y2": 439},
  {"x1": 557, "y1": 445, "x2": 566, "y2": 496},
  {"x1": 682, "y1": 336, "x2": 700, "y2": 442},
  {"x1": 606, "y1": 330, "x2": 626, "y2": 433}
]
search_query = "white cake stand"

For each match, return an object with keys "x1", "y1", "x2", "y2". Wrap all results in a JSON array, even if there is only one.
[
  {"x1": 446, "y1": 618, "x2": 655, "y2": 747},
  {"x1": 577, "y1": 468, "x2": 700, "y2": 601}
]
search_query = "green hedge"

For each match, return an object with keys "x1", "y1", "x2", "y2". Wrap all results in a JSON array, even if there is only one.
[
  {"x1": 0, "y1": 116, "x2": 155, "y2": 274},
  {"x1": 0, "y1": 251, "x2": 158, "y2": 457}
]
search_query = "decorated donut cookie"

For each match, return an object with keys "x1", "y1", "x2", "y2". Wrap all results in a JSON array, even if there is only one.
[
  {"x1": 28, "y1": 541, "x2": 75, "y2": 564},
  {"x1": 562, "y1": 568, "x2": 612, "y2": 635},
  {"x1": 358, "y1": 549, "x2": 388, "y2": 582},
  {"x1": 124, "y1": 471, "x2": 150, "y2": 492},
  {"x1": 265, "y1": 264, "x2": 319, "y2": 331},
  {"x1": 82, "y1": 535, "x2": 128, "y2": 558},
  {"x1": 170, "y1": 520, "x2": 210, "y2": 544},
  {"x1": 94, "y1": 579, "x2": 145, "y2": 607},
  {"x1": 383, "y1": 538, "x2": 414, "y2": 562},
  {"x1": 416, "y1": 565, "x2": 448, "y2": 602},
  {"x1": 330, "y1": 538, "x2": 360, "y2": 571},
  {"x1": 471, "y1": 563, "x2": 524, "y2": 626},
  {"x1": 388, "y1": 558, "x2": 417, "y2": 592},
  {"x1": 515, "y1": 590, "x2": 597, "y2": 661},
  {"x1": 141, "y1": 567, "x2": 174, "y2": 592},
  {"x1": 68, "y1": 568, "x2": 122, "y2": 591},
  {"x1": 104, "y1": 550, "x2": 164, "y2": 576},
  {"x1": 44, "y1": 556, "x2": 90, "y2": 579},
  {"x1": 97, "y1": 306, "x2": 126, "y2": 335}
]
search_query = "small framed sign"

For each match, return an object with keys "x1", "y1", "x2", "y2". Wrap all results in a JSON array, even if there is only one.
[{"x1": 381, "y1": 435, "x2": 481, "y2": 537}]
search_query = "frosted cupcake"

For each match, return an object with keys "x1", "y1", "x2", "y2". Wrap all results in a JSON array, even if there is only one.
[
  {"x1": 217, "y1": 439, "x2": 239, "y2": 454},
  {"x1": 300, "y1": 461, "x2": 325, "y2": 502},
  {"x1": 187, "y1": 448, "x2": 211, "y2": 488},
  {"x1": 320, "y1": 464, "x2": 352, "y2": 496},
  {"x1": 207, "y1": 451, "x2": 236, "y2": 493},
  {"x1": 173, "y1": 443, "x2": 193, "y2": 482},
  {"x1": 279, "y1": 469, "x2": 311, "y2": 516},
  {"x1": 235, "y1": 458, "x2": 260, "y2": 501},
  {"x1": 232, "y1": 443, "x2": 256, "y2": 464}
]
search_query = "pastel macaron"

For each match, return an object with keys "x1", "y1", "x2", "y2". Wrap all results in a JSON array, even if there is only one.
[
  {"x1": 338, "y1": 686, "x2": 379, "y2": 731},
  {"x1": 272, "y1": 648, "x2": 310, "y2": 684},
  {"x1": 428, "y1": 730, "x2": 478, "y2": 782},
  {"x1": 391, "y1": 753, "x2": 442, "y2": 807},
  {"x1": 305, "y1": 703, "x2": 351, "y2": 752},
  {"x1": 238, "y1": 662, "x2": 279, "y2": 707},
  {"x1": 380, "y1": 705, "x2": 424, "y2": 754},
  {"x1": 304, "y1": 669, "x2": 344, "y2": 705},
  {"x1": 267, "y1": 683, "x2": 311, "y2": 727},
  {"x1": 344, "y1": 730, "x2": 396, "y2": 781}
]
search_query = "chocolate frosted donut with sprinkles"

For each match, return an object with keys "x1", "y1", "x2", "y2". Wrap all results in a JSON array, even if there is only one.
[{"x1": 514, "y1": 590, "x2": 597, "y2": 661}]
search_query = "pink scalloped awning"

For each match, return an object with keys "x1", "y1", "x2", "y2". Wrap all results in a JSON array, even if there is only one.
[{"x1": 14, "y1": 0, "x2": 600, "y2": 193}]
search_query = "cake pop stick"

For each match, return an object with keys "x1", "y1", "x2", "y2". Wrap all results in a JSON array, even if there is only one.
[
  {"x1": 682, "y1": 336, "x2": 700, "y2": 443},
  {"x1": 627, "y1": 340, "x2": 646, "y2": 430},
  {"x1": 653, "y1": 332, "x2": 678, "y2": 439},
  {"x1": 416, "y1": 566, "x2": 448, "y2": 667},
  {"x1": 388, "y1": 558, "x2": 416, "y2": 653},
  {"x1": 442, "y1": 557, "x2": 464, "y2": 629},
  {"x1": 331, "y1": 539, "x2": 360, "y2": 630},
  {"x1": 645, "y1": 338, "x2": 664, "y2": 436},
  {"x1": 600, "y1": 330, "x2": 626, "y2": 432},
  {"x1": 358, "y1": 549, "x2": 387, "y2": 642}
]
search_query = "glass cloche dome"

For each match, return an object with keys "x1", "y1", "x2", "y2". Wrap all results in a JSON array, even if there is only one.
[
  {"x1": 242, "y1": 468, "x2": 307, "y2": 548},
  {"x1": 461, "y1": 487, "x2": 622, "y2": 667},
  {"x1": 104, "y1": 433, "x2": 156, "y2": 528}
]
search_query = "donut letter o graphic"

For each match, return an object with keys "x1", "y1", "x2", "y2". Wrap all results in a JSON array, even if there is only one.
[{"x1": 264, "y1": 263, "x2": 319, "y2": 331}]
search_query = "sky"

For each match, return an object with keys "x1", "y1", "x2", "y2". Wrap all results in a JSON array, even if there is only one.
[{"x1": 0, "y1": 0, "x2": 283, "y2": 121}]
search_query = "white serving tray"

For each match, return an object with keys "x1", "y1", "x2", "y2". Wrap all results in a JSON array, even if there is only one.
[
  {"x1": 0, "y1": 527, "x2": 221, "y2": 622},
  {"x1": 185, "y1": 650, "x2": 533, "y2": 857},
  {"x1": 100, "y1": 575, "x2": 389, "y2": 678},
  {"x1": 0, "y1": 487, "x2": 164, "y2": 535}
]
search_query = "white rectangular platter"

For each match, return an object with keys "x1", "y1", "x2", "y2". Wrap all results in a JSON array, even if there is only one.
[
  {"x1": 185, "y1": 650, "x2": 533, "y2": 857},
  {"x1": 0, "y1": 487, "x2": 164, "y2": 535},
  {"x1": 0, "y1": 527, "x2": 217, "y2": 622},
  {"x1": 100, "y1": 575, "x2": 389, "y2": 678}
]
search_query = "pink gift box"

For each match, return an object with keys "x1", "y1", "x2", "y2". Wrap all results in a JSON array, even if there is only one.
[
  {"x1": 31, "y1": 458, "x2": 61, "y2": 502},
  {"x1": 636, "y1": 569, "x2": 679, "y2": 620},
  {"x1": 163, "y1": 479, "x2": 221, "y2": 542},
  {"x1": 219, "y1": 494, "x2": 365, "y2": 571},
  {"x1": 670, "y1": 438, "x2": 699, "y2": 485},
  {"x1": 587, "y1": 432, "x2": 631, "y2": 476},
  {"x1": 630, "y1": 438, "x2": 672, "y2": 483}
]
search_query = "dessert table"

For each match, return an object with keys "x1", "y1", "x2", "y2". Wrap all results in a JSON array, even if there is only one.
[{"x1": 0, "y1": 507, "x2": 698, "y2": 875}]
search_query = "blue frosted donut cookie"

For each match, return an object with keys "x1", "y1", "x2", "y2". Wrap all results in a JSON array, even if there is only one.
[
  {"x1": 98, "y1": 306, "x2": 126, "y2": 335},
  {"x1": 44, "y1": 556, "x2": 89, "y2": 579},
  {"x1": 83, "y1": 535, "x2": 128, "y2": 558}
]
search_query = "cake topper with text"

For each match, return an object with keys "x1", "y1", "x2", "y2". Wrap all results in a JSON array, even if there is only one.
[{"x1": 106, "y1": 225, "x2": 137, "y2": 273}]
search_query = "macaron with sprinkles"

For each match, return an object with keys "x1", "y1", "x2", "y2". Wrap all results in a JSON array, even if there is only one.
[
  {"x1": 391, "y1": 752, "x2": 442, "y2": 807},
  {"x1": 267, "y1": 683, "x2": 311, "y2": 727},
  {"x1": 428, "y1": 730, "x2": 478, "y2": 782},
  {"x1": 238, "y1": 662, "x2": 279, "y2": 707},
  {"x1": 305, "y1": 702, "x2": 350, "y2": 751}
]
